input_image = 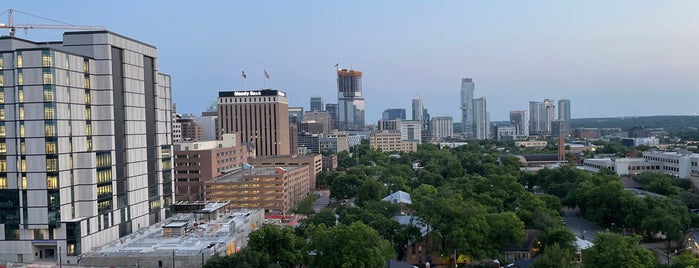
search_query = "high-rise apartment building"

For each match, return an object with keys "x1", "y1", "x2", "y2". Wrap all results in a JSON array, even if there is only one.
[
  {"x1": 325, "y1": 103, "x2": 338, "y2": 130},
  {"x1": 217, "y1": 89, "x2": 290, "y2": 156},
  {"x1": 558, "y1": 99, "x2": 571, "y2": 122},
  {"x1": 0, "y1": 31, "x2": 173, "y2": 263},
  {"x1": 337, "y1": 69, "x2": 364, "y2": 131},
  {"x1": 460, "y1": 78, "x2": 475, "y2": 137},
  {"x1": 411, "y1": 96, "x2": 423, "y2": 122},
  {"x1": 382, "y1": 108, "x2": 406, "y2": 120},
  {"x1": 509, "y1": 110, "x2": 529, "y2": 137},
  {"x1": 431, "y1": 116, "x2": 453, "y2": 140},
  {"x1": 400, "y1": 120, "x2": 422, "y2": 143},
  {"x1": 310, "y1": 96, "x2": 323, "y2": 112},
  {"x1": 473, "y1": 97, "x2": 490, "y2": 140},
  {"x1": 529, "y1": 99, "x2": 555, "y2": 136}
]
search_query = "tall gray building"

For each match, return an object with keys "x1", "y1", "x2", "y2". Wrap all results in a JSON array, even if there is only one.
[
  {"x1": 310, "y1": 96, "x2": 323, "y2": 112},
  {"x1": 0, "y1": 31, "x2": 173, "y2": 264},
  {"x1": 460, "y1": 78, "x2": 475, "y2": 137},
  {"x1": 431, "y1": 116, "x2": 453, "y2": 140},
  {"x1": 509, "y1": 110, "x2": 529, "y2": 137},
  {"x1": 337, "y1": 69, "x2": 364, "y2": 131},
  {"x1": 529, "y1": 99, "x2": 556, "y2": 136},
  {"x1": 558, "y1": 99, "x2": 571, "y2": 122},
  {"x1": 411, "y1": 96, "x2": 423, "y2": 122},
  {"x1": 473, "y1": 97, "x2": 490, "y2": 140}
]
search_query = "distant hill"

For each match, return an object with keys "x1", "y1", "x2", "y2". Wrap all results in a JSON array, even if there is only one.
[{"x1": 490, "y1": 115, "x2": 699, "y2": 133}]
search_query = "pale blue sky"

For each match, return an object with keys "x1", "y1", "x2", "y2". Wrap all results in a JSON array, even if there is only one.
[{"x1": 5, "y1": 1, "x2": 699, "y2": 122}]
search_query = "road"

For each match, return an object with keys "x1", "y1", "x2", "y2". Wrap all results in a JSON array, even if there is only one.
[
  {"x1": 563, "y1": 208, "x2": 604, "y2": 241},
  {"x1": 313, "y1": 190, "x2": 330, "y2": 212}
]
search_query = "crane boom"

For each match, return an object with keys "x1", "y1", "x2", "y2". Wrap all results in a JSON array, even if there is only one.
[{"x1": 0, "y1": 9, "x2": 105, "y2": 37}]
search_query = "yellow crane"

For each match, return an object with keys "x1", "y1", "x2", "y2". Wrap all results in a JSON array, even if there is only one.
[{"x1": 0, "y1": 9, "x2": 104, "y2": 37}]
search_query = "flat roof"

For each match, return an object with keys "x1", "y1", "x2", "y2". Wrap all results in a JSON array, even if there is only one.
[
  {"x1": 213, "y1": 166, "x2": 299, "y2": 183},
  {"x1": 83, "y1": 209, "x2": 261, "y2": 257}
]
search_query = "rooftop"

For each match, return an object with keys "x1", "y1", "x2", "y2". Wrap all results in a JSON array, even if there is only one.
[{"x1": 213, "y1": 166, "x2": 300, "y2": 183}]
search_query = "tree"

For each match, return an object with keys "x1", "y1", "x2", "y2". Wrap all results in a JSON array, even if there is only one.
[
  {"x1": 305, "y1": 208, "x2": 337, "y2": 228},
  {"x1": 246, "y1": 225, "x2": 305, "y2": 268},
  {"x1": 355, "y1": 179, "x2": 386, "y2": 206},
  {"x1": 582, "y1": 232, "x2": 655, "y2": 268},
  {"x1": 531, "y1": 243, "x2": 574, "y2": 268},
  {"x1": 306, "y1": 222, "x2": 395, "y2": 268},
  {"x1": 292, "y1": 194, "x2": 318, "y2": 215},
  {"x1": 670, "y1": 253, "x2": 699, "y2": 268},
  {"x1": 537, "y1": 226, "x2": 576, "y2": 253}
]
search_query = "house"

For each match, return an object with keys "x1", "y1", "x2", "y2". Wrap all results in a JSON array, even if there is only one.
[{"x1": 504, "y1": 229, "x2": 542, "y2": 263}]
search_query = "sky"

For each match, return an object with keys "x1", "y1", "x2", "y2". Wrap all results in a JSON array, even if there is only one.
[{"x1": 5, "y1": 1, "x2": 699, "y2": 122}]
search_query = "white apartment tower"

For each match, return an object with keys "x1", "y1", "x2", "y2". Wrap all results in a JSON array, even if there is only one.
[
  {"x1": 460, "y1": 78, "x2": 474, "y2": 137},
  {"x1": 473, "y1": 97, "x2": 490, "y2": 140},
  {"x1": 431, "y1": 116, "x2": 453, "y2": 140},
  {"x1": 0, "y1": 31, "x2": 173, "y2": 264}
]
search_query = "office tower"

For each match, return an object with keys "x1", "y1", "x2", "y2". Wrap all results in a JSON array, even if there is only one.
[
  {"x1": 529, "y1": 99, "x2": 555, "y2": 136},
  {"x1": 558, "y1": 99, "x2": 571, "y2": 122},
  {"x1": 0, "y1": 31, "x2": 173, "y2": 263},
  {"x1": 310, "y1": 96, "x2": 323, "y2": 112},
  {"x1": 509, "y1": 110, "x2": 529, "y2": 137},
  {"x1": 460, "y1": 78, "x2": 475, "y2": 137},
  {"x1": 217, "y1": 89, "x2": 290, "y2": 156},
  {"x1": 337, "y1": 69, "x2": 365, "y2": 131},
  {"x1": 325, "y1": 103, "x2": 338, "y2": 130},
  {"x1": 382, "y1": 108, "x2": 406, "y2": 120},
  {"x1": 473, "y1": 97, "x2": 490, "y2": 140},
  {"x1": 431, "y1": 116, "x2": 454, "y2": 140},
  {"x1": 289, "y1": 107, "x2": 304, "y2": 123},
  {"x1": 302, "y1": 111, "x2": 332, "y2": 134},
  {"x1": 411, "y1": 96, "x2": 423, "y2": 122}
]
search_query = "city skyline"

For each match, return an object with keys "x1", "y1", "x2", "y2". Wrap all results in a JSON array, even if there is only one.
[{"x1": 5, "y1": 1, "x2": 698, "y2": 122}]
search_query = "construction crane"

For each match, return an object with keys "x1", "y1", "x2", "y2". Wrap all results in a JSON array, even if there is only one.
[{"x1": 0, "y1": 9, "x2": 104, "y2": 37}]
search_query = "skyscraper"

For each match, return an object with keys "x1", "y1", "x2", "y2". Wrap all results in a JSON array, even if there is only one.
[
  {"x1": 509, "y1": 110, "x2": 529, "y2": 137},
  {"x1": 337, "y1": 69, "x2": 365, "y2": 131},
  {"x1": 473, "y1": 97, "x2": 490, "y2": 140},
  {"x1": 0, "y1": 31, "x2": 173, "y2": 263},
  {"x1": 460, "y1": 78, "x2": 475, "y2": 137},
  {"x1": 382, "y1": 108, "x2": 406, "y2": 120},
  {"x1": 529, "y1": 99, "x2": 555, "y2": 136},
  {"x1": 218, "y1": 89, "x2": 290, "y2": 156},
  {"x1": 412, "y1": 96, "x2": 423, "y2": 122},
  {"x1": 310, "y1": 96, "x2": 323, "y2": 112},
  {"x1": 325, "y1": 103, "x2": 338, "y2": 130},
  {"x1": 558, "y1": 99, "x2": 571, "y2": 122}
]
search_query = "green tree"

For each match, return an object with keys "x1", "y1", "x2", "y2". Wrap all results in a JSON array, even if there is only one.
[
  {"x1": 246, "y1": 225, "x2": 305, "y2": 268},
  {"x1": 305, "y1": 208, "x2": 336, "y2": 227},
  {"x1": 582, "y1": 232, "x2": 655, "y2": 268},
  {"x1": 292, "y1": 194, "x2": 318, "y2": 215},
  {"x1": 306, "y1": 222, "x2": 395, "y2": 268},
  {"x1": 537, "y1": 226, "x2": 576, "y2": 253},
  {"x1": 670, "y1": 253, "x2": 699, "y2": 268},
  {"x1": 355, "y1": 179, "x2": 387, "y2": 206},
  {"x1": 531, "y1": 243, "x2": 574, "y2": 268},
  {"x1": 204, "y1": 248, "x2": 272, "y2": 268}
]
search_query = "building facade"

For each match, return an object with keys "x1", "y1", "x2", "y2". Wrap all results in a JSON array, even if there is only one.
[
  {"x1": 370, "y1": 131, "x2": 417, "y2": 153},
  {"x1": 217, "y1": 89, "x2": 290, "y2": 156},
  {"x1": 430, "y1": 116, "x2": 453, "y2": 140},
  {"x1": 302, "y1": 111, "x2": 332, "y2": 134},
  {"x1": 337, "y1": 69, "x2": 364, "y2": 131},
  {"x1": 247, "y1": 154, "x2": 322, "y2": 191},
  {"x1": 382, "y1": 108, "x2": 406, "y2": 120},
  {"x1": 0, "y1": 31, "x2": 173, "y2": 264},
  {"x1": 529, "y1": 99, "x2": 555, "y2": 136},
  {"x1": 173, "y1": 133, "x2": 248, "y2": 201},
  {"x1": 310, "y1": 96, "x2": 323, "y2": 112},
  {"x1": 192, "y1": 113, "x2": 218, "y2": 141},
  {"x1": 460, "y1": 78, "x2": 475, "y2": 137},
  {"x1": 411, "y1": 96, "x2": 423, "y2": 122},
  {"x1": 509, "y1": 110, "x2": 529, "y2": 137},
  {"x1": 558, "y1": 99, "x2": 571, "y2": 122},
  {"x1": 400, "y1": 120, "x2": 422, "y2": 143},
  {"x1": 204, "y1": 166, "x2": 310, "y2": 214},
  {"x1": 473, "y1": 97, "x2": 490, "y2": 140},
  {"x1": 324, "y1": 103, "x2": 338, "y2": 130}
]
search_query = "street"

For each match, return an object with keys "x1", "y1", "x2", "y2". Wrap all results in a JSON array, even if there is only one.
[
  {"x1": 563, "y1": 208, "x2": 603, "y2": 242},
  {"x1": 313, "y1": 190, "x2": 331, "y2": 212}
]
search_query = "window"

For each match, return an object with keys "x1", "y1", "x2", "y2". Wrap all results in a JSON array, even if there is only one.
[
  {"x1": 0, "y1": 74, "x2": 3, "y2": 86},
  {"x1": 0, "y1": 142, "x2": 5, "y2": 153},
  {"x1": 86, "y1": 137, "x2": 92, "y2": 151},
  {"x1": 85, "y1": 123, "x2": 91, "y2": 136},
  {"x1": 42, "y1": 51, "x2": 53, "y2": 67},
  {"x1": 45, "y1": 121, "x2": 56, "y2": 136},
  {"x1": 17, "y1": 72, "x2": 22, "y2": 85},
  {"x1": 46, "y1": 158, "x2": 57, "y2": 172},
  {"x1": 0, "y1": 125, "x2": 5, "y2": 138},
  {"x1": 18, "y1": 89, "x2": 23, "y2": 103},
  {"x1": 84, "y1": 90, "x2": 90, "y2": 104},
  {"x1": 47, "y1": 176, "x2": 58, "y2": 189},
  {"x1": 83, "y1": 59, "x2": 89, "y2": 73},
  {"x1": 0, "y1": 159, "x2": 5, "y2": 172},
  {"x1": 21, "y1": 159, "x2": 26, "y2": 172},
  {"x1": 43, "y1": 71, "x2": 53, "y2": 84},
  {"x1": 85, "y1": 108, "x2": 91, "y2": 120},
  {"x1": 20, "y1": 142, "x2": 25, "y2": 154},
  {"x1": 0, "y1": 57, "x2": 3, "y2": 69},
  {"x1": 19, "y1": 123, "x2": 24, "y2": 137},
  {"x1": 44, "y1": 106, "x2": 55, "y2": 119},
  {"x1": 97, "y1": 169, "x2": 112, "y2": 183},
  {"x1": 16, "y1": 54, "x2": 22, "y2": 68},
  {"x1": 0, "y1": 90, "x2": 4, "y2": 103},
  {"x1": 83, "y1": 75, "x2": 90, "y2": 89},
  {"x1": 0, "y1": 176, "x2": 6, "y2": 189},
  {"x1": 0, "y1": 107, "x2": 4, "y2": 120},
  {"x1": 44, "y1": 87, "x2": 55, "y2": 102},
  {"x1": 46, "y1": 141, "x2": 57, "y2": 154}
]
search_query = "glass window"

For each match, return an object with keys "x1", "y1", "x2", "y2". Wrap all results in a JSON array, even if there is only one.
[
  {"x1": 86, "y1": 137, "x2": 92, "y2": 151},
  {"x1": 0, "y1": 159, "x2": 5, "y2": 172},
  {"x1": 45, "y1": 122, "x2": 56, "y2": 136},
  {"x1": 85, "y1": 108, "x2": 91, "y2": 120},
  {"x1": 18, "y1": 89, "x2": 23, "y2": 103},
  {"x1": 43, "y1": 71, "x2": 53, "y2": 84},
  {"x1": 0, "y1": 176, "x2": 6, "y2": 189},
  {"x1": 83, "y1": 75, "x2": 90, "y2": 89},
  {"x1": 42, "y1": 51, "x2": 53, "y2": 67},
  {"x1": 20, "y1": 142, "x2": 25, "y2": 155},
  {"x1": 16, "y1": 54, "x2": 22, "y2": 68},
  {"x1": 44, "y1": 86, "x2": 55, "y2": 102},
  {"x1": 46, "y1": 141, "x2": 57, "y2": 154},
  {"x1": 83, "y1": 59, "x2": 89, "y2": 73},
  {"x1": 21, "y1": 159, "x2": 26, "y2": 172},
  {"x1": 21, "y1": 176, "x2": 26, "y2": 189},
  {"x1": 19, "y1": 124, "x2": 24, "y2": 137},
  {"x1": 46, "y1": 158, "x2": 57, "y2": 172},
  {"x1": 0, "y1": 74, "x2": 3, "y2": 86},
  {"x1": 0, "y1": 57, "x2": 4, "y2": 69},
  {"x1": 0, "y1": 89, "x2": 4, "y2": 103},
  {"x1": 44, "y1": 106, "x2": 55, "y2": 119},
  {"x1": 0, "y1": 108, "x2": 4, "y2": 120},
  {"x1": 0, "y1": 142, "x2": 5, "y2": 153},
  {"x1": 47, "y1": 176, "x2": 58, "y2": 189},
  {"x1": 84, "y1": 90, "x2": 90, "y2": 104},
  {"x1": 85, "y1": 123, "x2": 91, "y2": 136},
  {"x1": 19, "y1": 106, "x2": 24, "y2": 120},
  {"x1": 0, "y1": 125, "x2": 5, "y2": 138},
  {"x1": 16, "y1": 72, "x2": 22, "y2": 85}
]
